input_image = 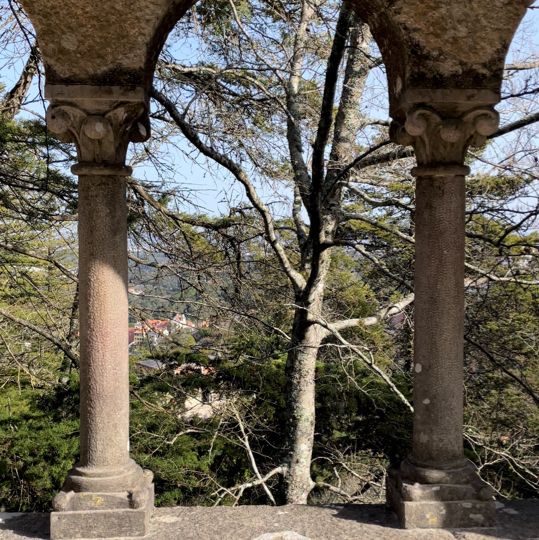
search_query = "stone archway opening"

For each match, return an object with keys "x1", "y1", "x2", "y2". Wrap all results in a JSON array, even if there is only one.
[{"x1": 12, "y1": 0, "x2": 533, "y2": 537}]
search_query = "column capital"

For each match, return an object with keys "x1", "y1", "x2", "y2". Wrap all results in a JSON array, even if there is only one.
[
  {"x1": 45, "y1": 85, "x2": 150, "y2": 175},
  {"x1": 390, "y1": 103, "x2": 499, "y2": 168}
]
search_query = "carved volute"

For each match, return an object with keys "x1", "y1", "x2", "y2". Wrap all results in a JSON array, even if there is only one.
[
  {"x1": 390, "y1": 105, "x2": 499, "y2": 169},
  {"x1": 45, "y1": 85, "x2": 150, "y2": 175}
]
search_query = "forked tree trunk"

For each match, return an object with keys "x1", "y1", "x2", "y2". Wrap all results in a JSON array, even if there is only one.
[{"x1": 282, "y1": 4, "x2": 371, "y2": 506}]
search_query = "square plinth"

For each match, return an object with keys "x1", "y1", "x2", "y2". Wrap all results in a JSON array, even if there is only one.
[
  {"x1": 387, "y1": 470, "x2": 496, "y2": 529},
  {"x1": 50, "y1": 477, "x2": 154, "y2": 539}
]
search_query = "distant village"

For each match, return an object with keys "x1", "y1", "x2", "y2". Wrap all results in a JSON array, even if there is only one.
[
  {"x1": 129, "y1": 313, "x2": 209, "y2": 349},
  {"x1": 128, "y1": 312, "x2": 209, "y2": 348},
  {"x1": 127, "y1": 303, "x2": 222, "y2": 420}
]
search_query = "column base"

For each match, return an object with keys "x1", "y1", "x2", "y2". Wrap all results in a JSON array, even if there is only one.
[
  {"x1": 50, "y1": 467, "x2": 154, "y2": 539},
  {"x1": 387, "y1": 459, "x2": 496, "y2": 529}
]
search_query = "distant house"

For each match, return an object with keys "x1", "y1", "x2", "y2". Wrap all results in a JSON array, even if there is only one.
[
  {"x1": 171, "y1": 313, "x2": 196, "y2": 332},
  {"x1": 145, "y1": 319, "x2": 170, "y2": 335},
  {"x1": 136, "y1": 359, "x2": 166, "y2": 372},
  {"x1": 128, "y1": 319, "x2": 169, "y2": 347},
  {"x1": 128, "y1": 326, "x2": 146, "y2": 347}
]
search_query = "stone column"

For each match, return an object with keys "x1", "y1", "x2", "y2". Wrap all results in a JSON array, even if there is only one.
[
  {"x1": 387, "y1": 91, "x2": 500, "y2": 529},
  {"x1": 412, "y1": 166, "x2": 466, "y2": 469},
  {"x1": 45, "y1": 85, "x2": 153, "y2": 539}
]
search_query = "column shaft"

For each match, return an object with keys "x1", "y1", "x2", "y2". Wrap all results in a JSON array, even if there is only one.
[
  {"x1": 413, "y1": 173, "x2": 465, "y2": 467},
  {"x1": 78, "y1": 175, "x2": 130, "y2": 468}
]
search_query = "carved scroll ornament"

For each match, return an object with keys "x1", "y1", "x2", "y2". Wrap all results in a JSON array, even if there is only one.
[
  {"x1": 390, "y1": 106, "x2": 499, "y2": 167},
  {"x1": 46, "y1": 101, "x2": 149, "y2": 171}
]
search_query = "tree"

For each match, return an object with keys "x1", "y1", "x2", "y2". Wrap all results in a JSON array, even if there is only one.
[
  {"x1": 144, "y1": 0, "x2": 408, "y2": 502},
  {"x1": 140, "y1": 0, "x2": 539, "y2": 503}
]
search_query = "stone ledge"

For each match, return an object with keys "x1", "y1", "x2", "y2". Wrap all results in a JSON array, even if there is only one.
[{"x1": 1, "y1": 501, "x2": 538, "y2": 540}]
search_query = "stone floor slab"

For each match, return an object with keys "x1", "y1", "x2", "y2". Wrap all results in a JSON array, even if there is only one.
[{"x1": 0, "y1": 501, "x2": 538, "y2": 540}]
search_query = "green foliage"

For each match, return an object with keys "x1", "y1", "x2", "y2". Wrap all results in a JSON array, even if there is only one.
[
  {"x1": 326, "y1": 249, "x2": 380, "y2": 319},
  {"x1": 0, "y1": 385, "x2": 79, "y2": 511},
  {"x1": 464, "y1": 280, "x2": 539, "y2": 497},
  {"x1": 315, "y1": 361, "x2": 412, "y2": 466},
  {"x1": 194, "y1": 0, "x2": 253, "y2": 35},
  {"x1": 129, "y1": 352, "x2": 287, "y2": 506}
]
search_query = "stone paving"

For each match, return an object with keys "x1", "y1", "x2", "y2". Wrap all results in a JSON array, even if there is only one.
[{"x1": 1, "y1": 501, "x2": 538, "y2": 540}]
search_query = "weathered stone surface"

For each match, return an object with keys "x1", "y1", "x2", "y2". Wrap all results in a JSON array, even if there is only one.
[
  {"x1": 45, "y1": 84, "x2": 155, "y2": 539},
  {"x1": 45, "y1": 85, "x2": 149, "y2": 167},
  {"x1": 386, "y1": 92, "x2": 501, "y2": 529},
  {"x1": 50, "y1": 471, "x2": 154, "y2": 539},
  {"x1": 50, "y1": 504, "x2": 150, "y2": 539},
  {"x1": 2, "y1": 502, "x2": 539, "y2": 540},
  {"x1": 387, "y1": 473, "x2": 496, "y2": 529},
  {"x1": 352, "y1": 0, "x2": 530, "y2": 114},
  {"x1": 390, "y1": 95, "x2": 500, "y2": 165},
  {"x1": 19, "y1": 0, "x2": 530, "y2": 105},
  {"x1": 19, "y1": 0, "x2": 190, "y2": 87},
  {"x1": 253, "y1": 532, "x2": 311, "y2": 540},
  {"x1": 390, "y1": 1, "x2": 529, "y2": 78}
]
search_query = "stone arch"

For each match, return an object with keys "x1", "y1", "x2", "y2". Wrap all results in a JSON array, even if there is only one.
[{"x1": 20, "y1": 0, "x2": 531, "y2": 114}]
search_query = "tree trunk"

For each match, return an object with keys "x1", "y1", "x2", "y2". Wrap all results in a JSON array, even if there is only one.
[
  {"x1": 285, "y1": 250, "x2": 330, "y2": 503},
  {"x1": 285, "y1": 313, "x2": 324, "y2": 502}
]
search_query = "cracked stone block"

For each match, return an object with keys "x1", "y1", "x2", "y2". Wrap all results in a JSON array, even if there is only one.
[{"x1": 50, "y1": 474, "x2": 153, "y2": 539}]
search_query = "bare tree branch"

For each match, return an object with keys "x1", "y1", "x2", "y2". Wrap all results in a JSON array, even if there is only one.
[
  {"x1": 0, "y1": 44, "x2": 39, "y2": 119},
  {"x1": 504, "y1": 60, "x2": 539, "y2": 71},
  {"x1": 232, "y1": 405, "x2": 277, "y2": 505},
  {"x1": 465, "y1": 336, "x2": 539, "y2": 408},
  {"x1": 285, "y1": 0, "x2": 314, "y2": 213},
  {"x1": 212, "y1": 465, "x2": 287, "y2": 506},
  {"x1": 340, "y1": 215, "x2": 539, "y2": 286},
  {"x1": 290, "y1": 303, "x2": 413, "y2": 412},
  {"x1": 0, "y1": 306, "x2": 79, "y2": 365},
  {"x1": 311, "y1": 2, "x2": 352, "y2": 187},
  {"x1": 489, "y1": 111, "x2": 539, "y2": 139},
  {"x1": 327, "y1": 292, "x2": 414, "y2": 332},
  {"x1": 151, "y1": 87, "x2": 307, "y2": 292},
  {"x1": 0, "y1": 240, "x2": 77, "y2": 282},
  {"x1": 129, "y1": 178, "x2": 241, "y2": 232}
]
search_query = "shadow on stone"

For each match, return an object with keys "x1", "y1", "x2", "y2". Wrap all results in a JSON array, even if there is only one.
[
  {"x1": 0, "y1": 513, "x2": 50, "y2": 539},
  {"x1": 451, "y1": 500, "x2": 539, "y2": 540},
  {"x1": 326, "y1": 501, "x2": 539, "y2": 540},
  {"x1": 324, "y1": 504, "x2": 401, "y2": 529}
]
